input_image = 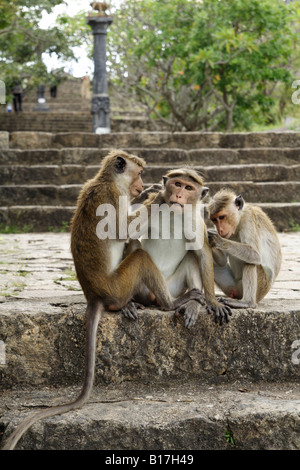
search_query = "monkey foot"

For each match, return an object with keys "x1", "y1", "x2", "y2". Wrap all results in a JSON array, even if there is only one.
[
  {"x1": 174, "y1": 288, "x2": 206, "y2": 309},
  {"x1": 121, "y1": 301, "x2": 145, "y2": 320},
  {"x1": 206, "y1": 302, "x2": 232, "y2": 325},
  {"x1": 218, "y1": 297, "x2": 256, "y2": 309},
  {"x1": 175, "y1": 300, "x2": 201, "y2": 328}
]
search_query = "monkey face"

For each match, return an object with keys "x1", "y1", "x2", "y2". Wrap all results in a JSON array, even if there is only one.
[
  {"x1": 129, "y1": 167, "x2": 144, "y2": 197},
  {"x1": 166, "y1": 177, "x2": 200, "y2": 210},
  {"x1": 210, "y1": 210, "x2": 238, "y2": 239}
]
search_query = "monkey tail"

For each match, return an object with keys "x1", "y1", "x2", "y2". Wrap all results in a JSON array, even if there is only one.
[{"x1": 2, "y1": 299, "x2": 104, "y2": 451}]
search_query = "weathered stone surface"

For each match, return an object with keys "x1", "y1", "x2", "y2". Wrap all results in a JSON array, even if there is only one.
[
  {"x1": 1, "y1": 381, "x2": 300, "y2": 450},
  {"x1": 10, "y1": 131, "x2": 53, "y2": 150},
  {"x1": 2, "y1": 147, "x2": 300, "y2": 166},
  {"x1": 8, "y1": 131, "x2": 300, "y2": 150},
  {"x1": 0, "y1": 131, "x2": 9, "y2": 150},
  {"x1": 1, "y1": 298, "x2": 300, "y2": 389}
]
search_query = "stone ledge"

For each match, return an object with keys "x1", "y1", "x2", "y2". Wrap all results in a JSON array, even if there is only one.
[
  {"x1": 0, "y1": 131, "x2": 9, "y2": 149},
  {"x1": 1, "y1": 298, "x2": 299, "y2": 388},
  {"x1": 1, "y1": 381, "x2": 299, "y2": 450},
  {"x1": 7, "y1": 131, "x2": 300, "y2": 150}
]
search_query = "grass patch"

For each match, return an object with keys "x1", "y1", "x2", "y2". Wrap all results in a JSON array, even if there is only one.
[{"x1": 0, "y1": 223, "x2": 34, "y2": 233}]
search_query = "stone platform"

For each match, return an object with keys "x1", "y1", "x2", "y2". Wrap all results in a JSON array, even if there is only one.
[{"x1": 0, "y1": 232, "x2": 299, "y2": 449}]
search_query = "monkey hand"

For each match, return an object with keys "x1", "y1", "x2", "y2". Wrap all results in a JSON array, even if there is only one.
[
  {"x1": 175, "y1": 300, "x2": 202, "y2": 328},
  {"x1": 121, "y1": 301, "x2": 145, "y2": 320},
  {"x1": 207, "y1": 229, "x2": 223, "y2": 248},
  {"x1": 206, "y1": 301, "x2": 232, "y2": 325},
  {"x1": 131, "y1": 184, "x2": 162, "y2": 204}
]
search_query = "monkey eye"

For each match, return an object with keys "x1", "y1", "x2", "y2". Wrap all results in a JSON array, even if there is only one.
[
  {"x1": 175, "y1": 182, "x2": 182, "y2": 187},
  {"x1": 219, "y1": 215, "x2": 225, "y2": 220},
  {"x1": 185, "y1": 185, "x2": 193, "y2": 191}
]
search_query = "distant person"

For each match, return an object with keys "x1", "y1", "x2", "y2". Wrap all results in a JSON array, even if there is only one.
[
  {"x1": 50, "y1": 85, "x2": 57, "y2": 98},
  {"x1": 81, "y1": 75, "x2": 92, "y2": 100},
  {"x1": 12, "y1": 83, "x2": 22, "y2": 112}
]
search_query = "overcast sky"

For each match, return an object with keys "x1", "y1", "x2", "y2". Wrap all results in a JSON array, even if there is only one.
[{"x1": 41, "y1": 0, "x2": 122, "y2": 77}]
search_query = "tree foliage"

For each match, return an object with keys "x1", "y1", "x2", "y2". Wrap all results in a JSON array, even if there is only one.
[
  {"x1": 0, "y1": 0, "x2": 86, "y2": 99},
  {"x1": 107, "y1": 0, "x2": 300, "y2": 131}
]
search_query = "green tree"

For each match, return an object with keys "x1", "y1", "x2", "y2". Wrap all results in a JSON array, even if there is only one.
[
  {"x1": 0, "y1": 0, "x2": 87, "y2": 100},
  {"x1": 108, "y1": 0, "x2": 300, "y2": 131}
]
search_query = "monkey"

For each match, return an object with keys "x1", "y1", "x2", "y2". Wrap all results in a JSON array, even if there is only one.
[
  {"x1": 124, "y1": 168, "x2": 232, "y2": 328},
  {"x1": 2, "y1": 151, "x2": 204, "y2": 450},
  {"x1": 206, "y1": 188, "x2": 282, "y2": 309}
]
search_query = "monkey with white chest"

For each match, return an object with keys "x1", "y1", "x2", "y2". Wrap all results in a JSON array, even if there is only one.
[
  {"x1": 127, "y1": 168, "x2": 232, "y2": 327},
  {"x1": 207, "y1": 188, "x2": 282, "y2": 309}
]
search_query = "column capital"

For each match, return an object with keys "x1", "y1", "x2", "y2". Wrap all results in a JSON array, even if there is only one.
[{"x1": 86, "y1": 16, "x2": 113, "y2": 34}]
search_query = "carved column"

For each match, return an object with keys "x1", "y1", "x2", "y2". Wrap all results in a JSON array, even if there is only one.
[{"x1": 87, "y1": 15, "x2": 113, "y2": 134}]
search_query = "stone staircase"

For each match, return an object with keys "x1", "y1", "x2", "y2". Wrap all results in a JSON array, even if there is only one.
[
  {"x1": 0, "y1": 130, "x2": 300, "y2": 232},
  {"x1": 0, "y1": 77, "x2": 151, "y2": 133}
]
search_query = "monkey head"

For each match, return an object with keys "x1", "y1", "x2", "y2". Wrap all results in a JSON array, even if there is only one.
[
  {"x1": 101, "y1": 150, "x2": 145, "y2": 198},
  {"x1": 208, "y1": 189, "x2": 245, "y2": 239},
  {"x1": 162, "y1": 168, "x2": 208, "y2": 211}
]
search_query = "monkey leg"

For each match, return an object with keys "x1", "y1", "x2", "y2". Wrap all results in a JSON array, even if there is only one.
[
  {"x1": 105, "y1": 248, "x2": 174, "y2": 311},
  {"x1": 219, "y1": 264, "x2": 257, "y2": 309},
  {"x1": 167, "y1": 252, "x2": 206, "y2": 328},
  {"x1": 214, "y1": 264, "x2": 243, "y2": 300},
  {"x1": 105, "y1": 248, "x2": 205, "y2": 313}
]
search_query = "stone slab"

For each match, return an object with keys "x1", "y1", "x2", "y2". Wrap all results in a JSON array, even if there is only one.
[
  {"x1": 0, "y1": 131, "x2": 9, "y2": 150},
  {"x1": 1, "y1": 381, "x2": 299, "y2": 450},
  {"x1": 8, "y1": 131, "x2": 300, "y2": 150}
]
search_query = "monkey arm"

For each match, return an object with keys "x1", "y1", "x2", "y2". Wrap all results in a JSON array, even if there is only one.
[
  {"x1": 196, "y1": 240, "x2": 232, "y2": 325},
  {"x1": 131, "y1": 184, "x2": 162, "y2": 205},
  {"x1": 208, "y1": 230, "x2": 261, "y2": 265},
  {"x1": 211, "y1": 247, "x2": 228, "y2": 267}
]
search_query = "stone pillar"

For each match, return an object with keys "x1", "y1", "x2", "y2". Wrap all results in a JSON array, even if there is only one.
[
  {"x1": 34, "y1": 85, "x2": 49, "y2": 112},
  {"x1": 87, "y1": 15, "x2": 113, "y2": 134}
]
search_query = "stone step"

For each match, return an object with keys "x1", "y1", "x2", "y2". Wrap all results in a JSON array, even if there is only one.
[
  {"x1": 0, "y1": 115, "x2": 152, "y2": 134},
  {"x1": 1, "y1": 164, "x2": 300, "y2": 185},
  {"x1": 0, "y1": 202, "x2": 299, "y2": 233},
  {"x1": 1, "y1": 381, "x2": 299, "y2": 450},
  {"x1": 1, "y1": 298, "x2": 299, "y2": 389},
  {"x1": 0, "y1": 181, "x2": 299, "y2": 206},
  {"x1": 7, "y1": 131, "x2": 300, "y2": 150},
  {"x1": 1, "y1": 147, "x2": 300, "y2": 166}
]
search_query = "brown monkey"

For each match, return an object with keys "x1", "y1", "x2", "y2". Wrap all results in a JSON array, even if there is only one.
[
  {"x1": 2, "y1": 151, "x2": 203, "y2": 450},
  {"x1": 126, "y1": 168, "x2": 232, "y2": 327},
  {"x1": 207, "y1": 188, "x2": 282, "y2": 308}
]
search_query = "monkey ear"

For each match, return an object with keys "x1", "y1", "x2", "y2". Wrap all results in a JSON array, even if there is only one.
[
  {"x1": 162, "y1": 176, "x2": 168, "y2": 186},
  {"x1": 114, "y1": 156, "x2": 127, "y2": 174},
  {"x1": 201, "y1": 187, "x2": 209, "y2": 199},
  {"x1": 235, "y1": 194, "x2": 244, "y2": 210}
]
